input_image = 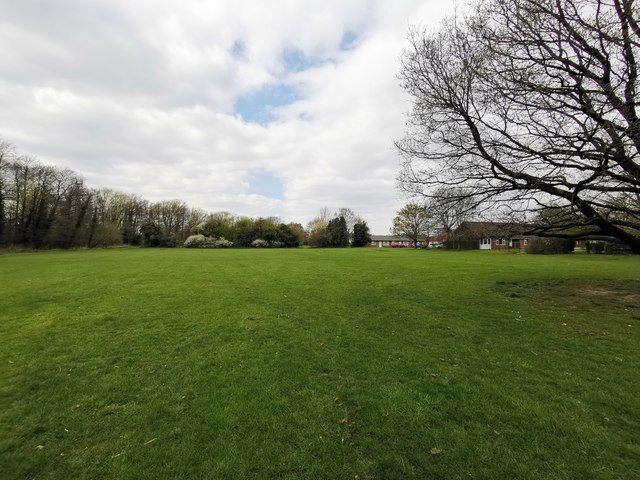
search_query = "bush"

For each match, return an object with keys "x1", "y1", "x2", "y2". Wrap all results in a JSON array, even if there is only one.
[
  {"x1": 585, "y1": 241, "x2": 607, "y2": 255},
  {"x1": 604, "y1": 242, "x2": 631, "y2": 254},
  {"x1": 251, "y1": 238, "x2": 269, "y2": 248},
  {"x1": 586, "y1": 241, "x2": 605, "y2": 254},
  {"x1": 184, "y1": 235, "x2": 234, "y2": 248},
  {"x1": 140, "y1": 222, "x2": 165, "y2": 247},
  {"x1": 163, "y1": 235, "x2": 179, "y2": 248},
  {"x1": 90, "y1": 222, "x2": 123, "y2": 248},
  {"x1": 184, "y1": 234, "x2": 207, "y2": 248},
  {"x1": 525, "y1": 237, "x2": 575, "y2": 254},
  {"x1": 213, "y1": 237, "x2": 233, "y2": 248}
]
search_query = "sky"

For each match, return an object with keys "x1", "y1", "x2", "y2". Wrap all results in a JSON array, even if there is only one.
[{"x1": 0, "y1": 0, "x2": 460, "y2": 234}]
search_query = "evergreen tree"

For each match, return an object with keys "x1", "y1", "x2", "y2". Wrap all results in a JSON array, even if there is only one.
[
  {"x1": 327, "y1": 216, "x2": 349, "y2": 247},
  {"x1": 351, "y1": 220, "x2": 371, "y2": 247}
]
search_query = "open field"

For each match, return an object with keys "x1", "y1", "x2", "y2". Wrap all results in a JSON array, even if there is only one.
[{"x1": 1, "y1": 248, "x2": 639, "y2": 479}]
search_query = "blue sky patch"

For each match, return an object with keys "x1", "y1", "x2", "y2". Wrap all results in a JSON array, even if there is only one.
[
  {"x1": 340, "y1": 31, "x2": 359, "y2": 50},
  {"x1": 235, "y1": 84, "x2": 298, "y2": 124},
  {"x1": 231, "y1": 40, "x2": 246, "y2": 59},
  {"x1": 247, "y1": 171, "x2": 285, "y2": 199},
  {"x1": 234, "y1": 47, "x2": 327, "y2": 124},
  {"x1": 283, "y1": 48, "x2": 321, "y2": 72}
]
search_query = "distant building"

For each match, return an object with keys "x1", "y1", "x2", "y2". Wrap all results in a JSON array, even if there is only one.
[
  {"x1": 369, "y1": 235, "x2": 415, "y2": 247},
  {"x1": 452, "y1": 222, "x2": 534, "y2": 250}
]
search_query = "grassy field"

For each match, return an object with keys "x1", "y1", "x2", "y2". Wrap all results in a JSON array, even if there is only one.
[{"x1": 1, "y1": 248, "x2": 639, "y2": 480}]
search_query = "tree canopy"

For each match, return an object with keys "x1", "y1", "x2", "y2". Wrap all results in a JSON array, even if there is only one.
[
  {"x1": 352, "y1": 220, "x2": 372, "y2": 247},
  {"x1": 327, "y1": 216, "x2": 349, "y2": 247},
  {"x1": 392, "y1": 203, "x2": 432, "y2": 243},
  {"x1": 397, "y1": 0, "x2": 640, "y2": 253}
]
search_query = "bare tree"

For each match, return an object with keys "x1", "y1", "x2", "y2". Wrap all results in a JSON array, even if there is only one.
[
  {"x1": 426, "y1": 187, "x2": 477, "y2": 237},
  {"x1": 397, "y1": 0, "x2": 640, "y2": 253},
  {"x1": 0, "y1": 140, "x2": 15, "y2": 242},
  {"x1": 148, "y1": 199, "x2": 190, "y2": 243},
  {"x1": 335, "y1": 207, "x2": 362, "y2": 237}
]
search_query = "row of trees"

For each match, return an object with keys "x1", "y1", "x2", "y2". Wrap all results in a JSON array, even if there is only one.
[
  {"x1": 0, "y1": 140, "x2": 372, "y2": 249},
  {"x1": 0, "y1": 147, "x2": 209, "y2": 248},
  {"x1": 306, "y1": 207, "x2": 371, "y2": 247},
  {"x1": 191, "y1": 213, "x2": 306, "y2": 248}
]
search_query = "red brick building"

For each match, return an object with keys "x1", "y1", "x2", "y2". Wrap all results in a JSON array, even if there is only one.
[{"x1": 452, "y1": 222, "x2": 534, "y2": 250}]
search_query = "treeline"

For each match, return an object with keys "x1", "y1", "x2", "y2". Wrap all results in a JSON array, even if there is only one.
[
  {"x1": 306, "y1": 214, "x2": 371, "y2": 248},
  {"x1": 0, "y1": 148, "x2": 302, "y2": 248},
  {"x1": 0, "y1": 152, "x2": 197, "y2": 248},
  {"x1": 0, "y1": 140, "x2": 371, "y2": 249},
  {"x1": 185, "y1": 212, "x2": 306, "y2": 248}
]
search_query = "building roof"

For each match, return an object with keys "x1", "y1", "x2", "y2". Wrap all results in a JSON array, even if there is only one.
[
  {"x1": 455, "y1": 221, "x2": 533, "y2": 239},
  {"x1": 370, "y1": 235, "x2": 415, "y2": 242}
]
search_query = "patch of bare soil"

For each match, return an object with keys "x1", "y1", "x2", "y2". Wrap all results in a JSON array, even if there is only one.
[
  {"x1": 496, "y1": 279, "x2": 640, "y2": 313},
  {"x1": 581, "y1": 286, "x2": 640, "y2": 307}
]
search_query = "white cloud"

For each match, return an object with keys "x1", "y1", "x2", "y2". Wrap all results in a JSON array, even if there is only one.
[{"x1": 0, "y1": 0, "x2": 460, "y2": 233}]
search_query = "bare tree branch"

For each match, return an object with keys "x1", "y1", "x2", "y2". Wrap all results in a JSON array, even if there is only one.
[{"x1": 397, "y1": 0, "x2": 640, "y2": 253}]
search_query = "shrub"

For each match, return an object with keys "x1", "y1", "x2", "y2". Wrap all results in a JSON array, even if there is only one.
[
  {"x1": 214, "y1": 237, "x2": 234, "y2": 248},
  {"x1": 604, "y1": 242, "x2": 631, "y2": 255},
  {"x1": 140, "y1": 222, "x2": 164, "y2": 247},
  {"x1": 251, "y1": 238, "x2": 269, "y2": 248},
  {"x1": 90, "y1": 222, "x2": 123, "y2": 248},
  {"x1": 163, "y1": 234, "x2": 179, "y2": 248},
  {"x1": 184, "y1": 234, "x2": 207, "y2": 248},
  {"x1": 203, "y1": 236, "x2": 217, "y2": 248},
  {"x1": 586, "y1": 241, "x2": 605, "y2": 254},
  {"x1": 184, "y1": 235, "x2": 233, "y2": 248},
  {"x1": 526, "y1": 237, "x2": 575, "y2": 254}
]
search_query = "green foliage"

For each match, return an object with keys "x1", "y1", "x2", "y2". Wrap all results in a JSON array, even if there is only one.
[
  {"x1": 585, "y1": 241, "x2": 631, "y2": 255},
  {"x1": 585, "y1": 241, "x2": 605, "y2": 254},
  {"x1": 89, "y1": 222, "x2": 123, "y2": 248},
  {"x1": 232, "y1": 217, "x2": 255, "y2": 247},
  {"x1": 604, "y1": 242, "x2": 631, "y2": 254},
  {"x1": 183, "y1": 235, "x2": 233, "y2": 248},
  {"x1": 227, "y1": 217, "x2": 299, "y2": 248},
  {"x1": 196, "y1": 212, "x2": 235, "y2": 239},
  {"x1": 351, "y1": 220, "x2": 371, "y2": 247},
  {"x1": 276, "y1": 224, "x2": 300, "y2": 248},
  {"x1": 327, "y1": 216, "x2": 349, "y2": 247},
  {"x1": 392, "y1": 203, "x2": 431, "y2": 242},
  {"x1": 188, "y1": 217, "x2": 299, "y2": 248},
  {"x1": 285, "y1": 222, "x2": 307, "y2": 246},
  {"x1": 525, "y1": 237, "x2": 575, "y2": 254},
  {"x1": 252, "y1": 217, "x2": 280, "y2": 244},
  {"x1": 214, "y1": 237, "x2": 234, "y2": 248},
  {"x1": 140, "y1": 222, "x2": 165, "y2": 247},
  {"x1": 307, "y1": 220, "x2": 329, "y2": 248},
  {"x1": 309, "y1": 213, "x2": 369, "y2": 248},
  {"x1": 251, "y1": 238, "x2": 269, "y2": 248}
]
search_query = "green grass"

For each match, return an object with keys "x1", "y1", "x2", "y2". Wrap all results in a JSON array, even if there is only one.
[{"x1": 1, "y1": 248, "x2": 639, "y2": 479}]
